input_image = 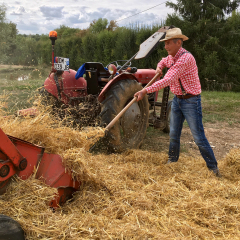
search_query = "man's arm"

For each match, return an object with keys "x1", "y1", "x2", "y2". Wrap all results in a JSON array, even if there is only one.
[{"x1": 157, "y1": 57, "x2": 167, "y2": 70}]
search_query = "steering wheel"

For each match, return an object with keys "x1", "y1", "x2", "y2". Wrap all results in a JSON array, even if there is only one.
[{"x1": 106, "y1": 60, "x2": 132, "y2": 70}]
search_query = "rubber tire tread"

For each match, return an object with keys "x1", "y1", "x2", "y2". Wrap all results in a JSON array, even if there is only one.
[
  {"x1": 0, "y1": 215, "x2": 25, "y2": 240},
  {"x1": 100, "y1": 79, "x2": 149, "y2": 152}
]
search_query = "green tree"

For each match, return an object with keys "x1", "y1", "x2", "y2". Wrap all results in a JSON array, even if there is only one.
[
  {"x1": 89, "y1": 18, "x2": 109, "y2": 33},
  {"x1": 166, "y1": 0, "x2": 240, "y2": 21},
  {"x1": 165, "y1": 0, "x2": 240, "y2": 90},
  {"x1": 12, "y1": 35, "x2": 38, "y2": 65},
  {"x1": 107, "y1": 20, "x2": 118, "y2": 31},
  {"x1": 54, "y1": 25, "x2": 79, "y2": 39},
  {"x1": 0, "y1": 4, "x2": 17, "y2": 64}
]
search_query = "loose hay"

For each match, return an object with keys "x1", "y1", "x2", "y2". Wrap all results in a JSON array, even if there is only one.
[
  {"x1": 0, "y1": 112, "x2": 104, "y2": 154},
  {"x1": 0, "y1": 101, "x2": 240, "y2": 239}
]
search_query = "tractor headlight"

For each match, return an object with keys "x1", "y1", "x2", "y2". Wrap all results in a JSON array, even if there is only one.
[{"x1": 108, "y1": 64, "x2": 117, "y2": 75}]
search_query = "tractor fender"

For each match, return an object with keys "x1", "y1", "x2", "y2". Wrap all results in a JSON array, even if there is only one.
[
  {"x1": 44, "y1": 69, "x2": 87, "y2": 105},
  {"x1": 98, "y1": 72, "x2": 138, "y2": 103},
  {"x1": 133, "y1": 69, "x2": 159, "y2": 85}
]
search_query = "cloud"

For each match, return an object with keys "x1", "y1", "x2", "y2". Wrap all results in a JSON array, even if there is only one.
[
  {"x1": 66, "y1": 7, "x2": 149, "y2": 26},
  {"x1": 10, "y1": 6, "x2": 26, "y2": 15},
  {"x1": 67, "y1": 14, "x2": 85, "y2": 24},
  {"x1": 39, "y1": 6, "x2": 65, "y2": 20},
  {"x1": 120, "y1": 12, "x2": 159, "y2": 25},
  {"x1": 5, "y1": 0, "x2": 176, "y2": 34},
  {"x1": 15, "y1": 20, "x2": 40, "y2": 33},
  {"x1": 62, "y1": 7, "x2": 112, "y2": 27},
  {"x1": 65, "y1": 7, "x2": 161, "y2": 30},
  {"x1": 77, "y1": 7, "x2": 109, "y2": 23}
]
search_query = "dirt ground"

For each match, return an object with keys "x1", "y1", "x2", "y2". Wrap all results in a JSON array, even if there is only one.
[
  {"x1": 182, "y1": 123, "x2": 240, "y2": 160},
  {"x1": 142, "y1": 122, "x2": 240, "y2": 161},
  {"x1": 0, "y1": 64, "x2": 25, "y2": 69}
]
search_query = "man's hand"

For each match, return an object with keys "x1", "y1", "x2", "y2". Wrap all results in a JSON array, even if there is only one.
[
  {"x1": 134, "y1": 89, "x2": 147, "y2": 102},
  {"x1": 155, "y1": 67, "x2": 163, "y2": 77}
]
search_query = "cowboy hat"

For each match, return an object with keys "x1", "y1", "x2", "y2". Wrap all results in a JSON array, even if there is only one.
[{"x1": 160, "y1": 28, "x2": 188, "y2": 42}]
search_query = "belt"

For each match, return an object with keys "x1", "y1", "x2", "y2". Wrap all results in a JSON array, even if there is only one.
[{"x1": 176, "y1": 94, "x2": 199, "y2": 99}]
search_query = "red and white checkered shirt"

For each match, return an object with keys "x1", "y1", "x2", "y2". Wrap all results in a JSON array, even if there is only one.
[{"x1": 145, "y1": 47, "x2": 201, "y2": 95}]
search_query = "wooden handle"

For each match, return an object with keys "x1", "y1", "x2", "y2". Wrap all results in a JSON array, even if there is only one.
[
  {"x1": 105, "y1": 72, "x2": 160, "y2": 132},
  {"x1": 105, "y1": 96, "x2": 137, "y2": 131},
  {"x1": 144, "y1": 72, "x2": 160, "y2": 88}
]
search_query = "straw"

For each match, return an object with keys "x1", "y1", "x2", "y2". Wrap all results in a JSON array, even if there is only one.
[{"x1": 0, "y1": 99, "x2": 240, "y2": 239}]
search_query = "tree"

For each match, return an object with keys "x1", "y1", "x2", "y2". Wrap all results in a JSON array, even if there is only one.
[
  {"x1": 166, "y1": 0, "x2": 240, "y2": 22},
  {"x1": 89, "y1": 18, "x2": 109, "y2": 33},
  {"x1": 54, "y1": 25, "x2": 79, "y2": 39},
  {"x1": 107, "y1": 20, "x2": 118, "y2": 31},
  {"x1": 12, "y1": 36, "x2": 38, "y2": 65},
  {"x1": 0, "y1": 4, "x2": 17, "y2": 64},
  {"x1": 165, "y1": 0, "x2": 240, "y2": 90}
]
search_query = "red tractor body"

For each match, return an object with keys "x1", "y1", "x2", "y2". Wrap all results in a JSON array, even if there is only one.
[
  {"x1": 20, "y1": 26, "x2": 173, "y2": 152},
  {"x1": 44, "y1": 69, "x2": 87, "y2": 105},
  {"x1": 34, "y1": 27, "x2": 173, "y2": 152},
  {"x1": 43, "y1": 65, "x2": 159, "y2": 105},
  {"x1": 134, "y1": 69, "x2": 158, "y2": 84},
  {"x1": 0, "y1": 128, "x2": 80, "y2": 208}
]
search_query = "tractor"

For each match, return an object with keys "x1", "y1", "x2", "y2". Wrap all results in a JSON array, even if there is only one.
[{"x1": 29, "y1": 26, "x2": 173, "y2": 152}]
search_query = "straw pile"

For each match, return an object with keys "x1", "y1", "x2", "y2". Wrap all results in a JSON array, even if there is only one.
[{"x1": 0, "y1": 103, "x2": 240, "y2": 239}]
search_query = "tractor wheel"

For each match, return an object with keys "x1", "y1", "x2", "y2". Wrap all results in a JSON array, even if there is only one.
[
  {"x1": 0, "y1": 215, "x2": 25, "y2": 240},
  {"x1": 38, "y1": 85, "x2": 61, "y2": 107},
  {"x1": 162, "y1": 100, "x2": 172, "y2": 133},
  {"x1": 100, "y1": 79, "x2": 149, "y2": 152},
  {"x1": 38, "y1": 86, "x2": 101, "y2": 128}
]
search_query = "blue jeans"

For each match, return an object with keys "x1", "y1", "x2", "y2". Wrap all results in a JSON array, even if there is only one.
[{"x1": 168, "y1": 95, "x2": 218, "y2": 170}]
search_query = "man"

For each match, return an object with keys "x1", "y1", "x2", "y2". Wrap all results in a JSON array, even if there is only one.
[{"x1": 134, "y1": 28, "x2": 221, "y2": 177}]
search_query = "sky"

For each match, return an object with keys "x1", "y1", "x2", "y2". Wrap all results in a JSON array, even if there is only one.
[{"x1": 2, "y1": 0, "x2": 177, "y2": 35}]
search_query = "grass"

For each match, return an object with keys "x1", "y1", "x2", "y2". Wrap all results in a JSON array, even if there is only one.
[
  {"x1": 156, "y1": 89, "x2": 240, "y2": 125},
  {"x1": 0, "y1": 65, "x2": 49, "y2": 113},
  {"x1": 201, "y1": 91, "x2": 240, "y2": 124},
  {"x1": 0, "y1": 65, "x2": 239, "y2": 126}
]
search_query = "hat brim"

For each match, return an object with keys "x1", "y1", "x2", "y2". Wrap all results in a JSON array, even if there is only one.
[{"x1": 160, "y1": 34, "x2": 189, "y2": 42}]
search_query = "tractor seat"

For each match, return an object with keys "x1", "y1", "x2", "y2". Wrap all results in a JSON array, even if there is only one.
[{"x1": 85, "y1": 62, "x2": 110, "y2": 78}]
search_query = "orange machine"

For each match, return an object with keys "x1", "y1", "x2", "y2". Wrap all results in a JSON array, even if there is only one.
[{"x1": 0, "y1": 128, "x2": 80, "y2": 208}]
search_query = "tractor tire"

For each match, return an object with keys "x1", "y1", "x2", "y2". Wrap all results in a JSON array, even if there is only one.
[
  {"x1": 0, "y1": 215, "x2": 25, "y2": 240},
  {"x1": 100, "y1": 79, "x2": 149, "y2": 152},
  {"x1": 163, "y1": 100, "x2": 172, "y2": 133},
  {"x1": 38, "y1": 85, "x2": 61, "y2": 107},
  {"x1": 38, "y1": 86, "x2": 101, "y2": 128}
]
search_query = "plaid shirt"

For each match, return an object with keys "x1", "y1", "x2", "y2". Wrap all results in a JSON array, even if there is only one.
[{"x1": 145, "y1": 47, "x2": 201, "y2": 95}]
